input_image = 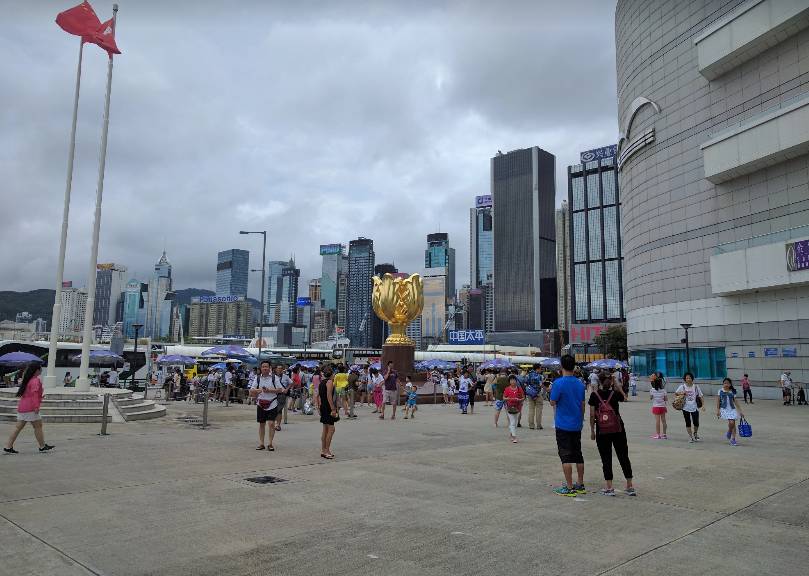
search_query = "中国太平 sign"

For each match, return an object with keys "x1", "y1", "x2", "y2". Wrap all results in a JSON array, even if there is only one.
[
  {"x1": 786, "y1": 239, "x2": 809, "y2": 271},
  {"x1": 448, "y1": 330, "x2": 485, "y2": 345}
]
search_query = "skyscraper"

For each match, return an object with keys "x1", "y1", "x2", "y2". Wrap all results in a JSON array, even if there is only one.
[
  {"x1": 308, "y1": 279, "x2": 322, "y2": 304},
  {"x1": 568, "y1": 146, "x2": 623, "y2": 341},
  {"x1": 424, "y1": 233, "x2": 456, "y2": 301},
  {"x1": 146, "y1": 251, "x2": 173, "y2": 339},
  {"x1": 422, "y1": 268, "x2": 447, "y2": 345},
  {"x1": 491, "y1": 147, "x2": 557, "y2": 331},
  {"x1": 337, "y1": 256, "x2": 349, "y2": 332},
  {"x1": 267, "y1": 259, "x2": 299, "y2": 325},
  {"x1": 470, "y1": 195, "x2": 494, "y2": 333},
  {"x1": 59, "y1": 286, "x2": 87, "y2": 336},
  {"x1": 347, "y1": 237, "x2": 375, "y2": 347},
  {"x1": 216, "y1": 249, "x2": 249, "y2": 298},
  {"x1": 555, "y1": 201, "x2": 572, "y2": 331},
  {"x1": 93, "y1": 263, "x2": 127, "y2": 328},
  {"x1": 319, "y1": 244, "x2": 343, "y2": 310}
]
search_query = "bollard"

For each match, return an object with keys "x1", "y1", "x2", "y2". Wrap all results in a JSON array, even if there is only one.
[
  {"x1": 283, "y1": 398, "x2": 288, "y2": 424},
  {"x1": 202, "y1": 390, "x2": 209, "y2": 430},
  {"x1": 99, "y1": 393, "x2": 109, "y2": 436},
  {"x1": 433, "y1": 379, "x2": 437, "y2": 406}
]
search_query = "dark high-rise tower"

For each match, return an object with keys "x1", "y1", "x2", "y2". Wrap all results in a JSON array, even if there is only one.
[
  {"x1": 347, "y1": 237, "x2": 375, "y2": 347},
  {"x1": 491, "y1": 147, "x2": 557, "y2": 331}
]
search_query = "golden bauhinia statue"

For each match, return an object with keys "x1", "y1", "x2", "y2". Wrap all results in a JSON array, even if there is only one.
[{"x1": 372, "y1": 273, "x2": 424, "y2": 346}]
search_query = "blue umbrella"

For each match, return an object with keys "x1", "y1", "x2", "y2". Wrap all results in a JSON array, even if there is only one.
[
  {"x1": 541, "y1": 357, "x2": 561, "y2": 368},
  {"x1": 369, "y1": 361, "x2": 382, "y2": 371},
  {"x1": 296, "y1": 360, "x2": 320, "y2": 369},
  {"x1": 156, "y1": 354, "x2": 196, "y2": 365},
  {"x1": 70, "y1": 349, "x2": 124, "y2": 366},
  {"x1": 209, "y1": 362, "x2": 228, "y2": 371},
  {"x1": 0, "y1": 351, "x2": 45, "y2": 366},
  {"x1": 201, "y1": 345, "x2": 253, "y2": 358},
  {"x1": 480, "y1": 358, "x2": 515, "y2": 370},
  {"x1": 588, "y1": 359, "x2": 628, "y2": 370}
]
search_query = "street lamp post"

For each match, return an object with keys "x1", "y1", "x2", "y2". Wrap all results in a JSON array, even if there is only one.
[
  {"x1": 680, "y1": 323, "x2": 692, "y2": 375},
  {"x1": 240, "y1": 231, "x2": 267, "y2": 366},
  {"x1": 132, "y1": 323, "x2": 143, "y2": 395}
]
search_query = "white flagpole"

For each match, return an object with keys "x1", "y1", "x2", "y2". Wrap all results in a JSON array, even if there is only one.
[
  {"x1": 45, "y1": 38, "x2": 85, "y2": 389},
  {"x1": 77, "y1": 4, "x2": 118, "y2": 390}
]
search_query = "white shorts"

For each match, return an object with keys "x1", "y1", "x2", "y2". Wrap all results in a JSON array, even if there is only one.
[
  {"x1": 720, "y1": 408, "x2": 738, "y2": 421},
  {"x1": 17, "y1": 411, "x2": 42, "y2": 422}
]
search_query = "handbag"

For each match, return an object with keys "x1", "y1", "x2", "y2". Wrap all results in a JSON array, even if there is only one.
[
  {"x1": 672, "y1": 392, "x2": 685, "y2": 411},
  {"x1": 738, "y1": 417, "x2": 752, "y2": 438}
]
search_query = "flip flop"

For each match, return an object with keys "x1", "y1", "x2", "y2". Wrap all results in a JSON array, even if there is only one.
[
  {"x1": 321, "y1": 453, "x2": 334, "y2": 459},
  {"x1": 255, "y1": 445, "x2": 266, "y2": 450},
  {"x1": 267, "y1": 446, "x2": 275, "y2": 451}
]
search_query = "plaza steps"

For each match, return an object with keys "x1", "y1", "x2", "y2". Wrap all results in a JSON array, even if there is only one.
[{"x1": 0, "y1": 388, "x2": 166, "y2": 423}]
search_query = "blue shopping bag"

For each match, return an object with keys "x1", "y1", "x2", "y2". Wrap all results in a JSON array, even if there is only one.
[{"x1": 738, "y1": 417, "x2": 752, "y2": 438}]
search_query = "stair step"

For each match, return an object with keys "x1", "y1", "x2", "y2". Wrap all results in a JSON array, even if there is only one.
[
  {"x1": 0, "y1": 413, "x2": 111, "y2": 423},
  {"x1": 125, "y1": 406, "x2": 167, "y2": 421}
]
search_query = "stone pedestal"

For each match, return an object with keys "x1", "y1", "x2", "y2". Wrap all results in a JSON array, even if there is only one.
[{"x1": 381, "y1": 343, "x2": 415, "y2": 379}]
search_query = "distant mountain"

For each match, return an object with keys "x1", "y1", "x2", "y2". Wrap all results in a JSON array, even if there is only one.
[
  {"x1": 0, "y1": 289, "x2": 55, "y2": 325},
  {"x1": 173, "y1": 288, "x2": 215, "y2": 306}
]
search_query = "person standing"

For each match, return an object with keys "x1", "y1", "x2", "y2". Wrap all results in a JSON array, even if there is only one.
[
  {"x1": 333, "y1": 366, "x2": 350, "y2": 417},
  {"x1": 589, "y1": 373, "x2": 635, "y2": 496},
  {"x1": 676, "y1": 372, "x2": 704, "y2": 442},
  {"x1": 358, "y1": 366, "x2": 370, "y2": 407},
  {"x1": 551, "y1": 355, "x2": 586, "y2": 497},
  {"x1": 316, "y1": 366, "x2": 337, "y2": 459},
  {"x1": 249, "y1": 361, "x2": 283, "y2": 451},
  {"x1": 717, "y1": 377, "x2": 744, "y2": 446},
  {"x1": 629, "y1": 372, "x2": 638, "y2": 397},
  {"x1": 649, "y1": 378, "x2": 668, "y2": 439},
  {"x1": 503, "y1": 375, "x2": 525, "y2": 443},
  {"x1": 457, "y1": 370, "x2": 471, "y2": 414},
  {"x1": 403, "y1": 381, "x2": 418, "y2": 419},
  {"x1": 380, "y1": 361, "x2": 399, "y2": 420},
  {"x1": 369, "y1": 368, "x2": 384, "y2": 413},
  {"x1": 484, "y1": 370, "x2": 496, "y2": 406},
  {"x1": 461, "y1": 369, "x2": 475, "y2": 414},
  {"x1": 525, "y1": 365, "x2": 543, "y2": 430},
  {"x1": 741, "y1": 373, "x2": 752, "y2": 404},
  {"x1": 272, "y1": 364, "x2": 291, "y2": 432},
  {"x1": 346, "y1": 368, "x2": 359, "y2": 419},
  {"x1": 781, "y1": 371, "x2": 793, "y2": 405},
  {"x1": 4, "y1": 365, "x2": 53, "y2": 454},
  {"x1": 440, "y1": 372, "x2": 449, "y2": 405},
  {"x1": 493, "y1": 369, "x2": 509, "y2": 428}
]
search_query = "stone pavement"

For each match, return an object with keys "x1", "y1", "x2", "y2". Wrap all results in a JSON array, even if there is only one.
[{"x1": 1, "y1": 397, "x2": 807, "y2": 576}]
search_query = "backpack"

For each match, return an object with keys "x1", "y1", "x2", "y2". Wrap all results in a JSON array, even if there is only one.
[
  {"x1": 525, "y1": 384, "x2": 539, "y2": 399},
  {"x1": 596, "y1": 391, "x2": 622, "y2": 434}
]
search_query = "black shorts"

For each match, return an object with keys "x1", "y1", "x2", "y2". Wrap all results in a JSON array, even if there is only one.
[
  {"x1": 257, "y1": 405, "x2": 278, "y2": 423},
  {"x1": 556, "y1": 428, "x2": 583, "y2": 464},
  {"x1": 320, "y1": 407, "x2": 337, "y2": 426}
]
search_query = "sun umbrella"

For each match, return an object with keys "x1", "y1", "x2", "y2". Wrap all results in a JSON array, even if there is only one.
[
  {"x1": 369, "y1": 361, "x2": 382, "y2": 371},
  {"x1": 70, "y1": 349, "x2": 124, "y2": 366},
  {"x1": 297, "y1": 360, "x2": 320, "y2": 369},
  {"x1": 156, "y1": 354, "x2": 196, "y2": 365},
  {"x1": 588, "y1": 359, "x2": 628, "y2": 370},
  {"x1": 0, "y1": 351, "x2": 46, "y2": 366},
  {"x1": 201, "y1": 345, "x2": 253, "y2": 358},
  {"x1": 541, "y1": 357, "x2": 562, "y2": 369},
  {"x1": 223, "y1": 358, "x2": 243, "y2": 364},
  {"x1": 209, "y1": 362, "x2": 228, "y2": 371},
  {"x1": 479, "y1": 358, "x2": 515, "y2": 370}
]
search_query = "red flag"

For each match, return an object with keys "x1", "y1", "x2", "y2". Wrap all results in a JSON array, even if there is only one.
[
  {"x1": 86, "y1": 18, "x2": 121, "y2": 57},
  {"x1": 56, "y1": 1, "x2": 102, "y2": 37}
]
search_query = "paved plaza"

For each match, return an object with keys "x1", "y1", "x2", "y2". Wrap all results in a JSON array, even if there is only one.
[{"x1": 1, "y1": 397, "x2": 808, "y2": 576}]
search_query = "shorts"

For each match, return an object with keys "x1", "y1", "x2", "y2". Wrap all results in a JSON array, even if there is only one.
[
  {"x1": 256, "y1": 405, "x2": 278, "y2": 423},
  {"x1": 367, "y1": 383, "x2": 375, "y2": 393},
  {"x1": 441, "y1": 385, "x2": 448, "y2": 393},
  {"x1": 335, "y1": 388, "x2": 347, "y2": 398},
  {"x1": 320, "y1": 406, "x2": 337, "y2": 426},
  {"x1": 17, "y1": 411, "x2": 41, "y2": 422},
  {"x1": 556, "y1": 429, "x2": 584, "y2": 464},
  {"x1": 652, "y1": 406, "x2": 667, "y2": 415},
  {"x1": 383, "y1": 389, "x2": 399, "y2": 405},
  {"x1": 407, "y1": 400, "x2": 417, "y2": 407},
  {"x1": 720, "y1": 408, "x2": 738, "y2": 420},
  {"x1": 495, "y1": 399, "x2": 505, "y2": 411}
]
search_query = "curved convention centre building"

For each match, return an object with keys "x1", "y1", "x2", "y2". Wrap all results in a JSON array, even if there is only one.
[{"x1": 616, "y1": 0, "x2": 809, "y2": 396}]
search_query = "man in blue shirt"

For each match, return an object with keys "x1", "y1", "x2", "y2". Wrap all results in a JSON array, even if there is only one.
[{"x1": 550, "y1": 355, "x2": 586, "y2": 497}]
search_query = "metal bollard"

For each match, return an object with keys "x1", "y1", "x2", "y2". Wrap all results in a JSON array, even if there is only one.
[
  {"x1": 99, "y1": 394, "x2": 109, "y2": 436},
  {"x1": 283, "y1": 398, "x2": 288, "y2": 424},
  {"x1": 202, "y1": 390, "x2": 209, "y2": 430}
]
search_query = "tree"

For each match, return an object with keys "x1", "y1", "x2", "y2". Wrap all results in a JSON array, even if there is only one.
[{"x1": 593, "y1": 324, "x2": 627, "y2": 360}]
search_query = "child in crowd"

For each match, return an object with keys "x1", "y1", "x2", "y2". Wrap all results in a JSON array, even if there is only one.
[
  {"x1": 649, "y1": 378, "x2": 668, "y2": 439},
  {"x1": 503, "y1": 375, "x2": 525, "y2": 443},
  {"x1": 717, "y1": 377, "x2": 745, "y2": 446},
  {"x1": 404, "y1": 382, "x2": 418, "y2": 419}
]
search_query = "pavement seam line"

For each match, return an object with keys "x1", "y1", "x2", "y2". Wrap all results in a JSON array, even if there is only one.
[
  {"x1": 595, "y1": 476, "x2": 809, "y2": 576},
  {"x1": 0, "y1": 512, "x2": 105, "y2": 576}
]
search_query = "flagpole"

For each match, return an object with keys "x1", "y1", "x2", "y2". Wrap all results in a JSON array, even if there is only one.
[
  {"x1": 45, "y1": 38, "x2": 85, "y2": 389},
  {"x1": 77, "y1": 4, "x2": 118, "y2": 390}
]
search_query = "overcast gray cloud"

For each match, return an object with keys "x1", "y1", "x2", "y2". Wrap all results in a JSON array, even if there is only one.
[{"x1": 0, "y1": 0, "x2": 618, "y2": 298}]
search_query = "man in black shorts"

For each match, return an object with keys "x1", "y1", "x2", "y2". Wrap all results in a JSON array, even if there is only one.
[
  {"x1": 550, "y1": 355, "x2": 586, "y2": 496},
  {"x1": 249, "y1": 361, "x2": 284, "y2": 451}
]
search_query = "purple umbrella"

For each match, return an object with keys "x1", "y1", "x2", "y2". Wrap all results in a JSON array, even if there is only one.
[
  {"x1": 201, "y1": 345, "x2": 253, "y2": 358},
  {"x1": 69, "y1": 349, "x2": 124, "y2": 366},
  {"x1": 0, "y1": 351, "x2": 45, "y2": 366},
  {"x1": 157, "y1": 354, "x2": 196, "y2": 365},
  {"x1": 480, "y1": 358, "x2": 515, "y2": 370}
]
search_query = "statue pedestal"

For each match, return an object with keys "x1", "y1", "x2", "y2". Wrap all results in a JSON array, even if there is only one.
[{"x1": 381, "y1": 344, "x2": 415, "y2": 379}]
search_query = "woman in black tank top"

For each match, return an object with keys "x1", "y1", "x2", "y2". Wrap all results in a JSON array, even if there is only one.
[{"x1": 317, "y1": 367, "x2": 337, "y2": 459}]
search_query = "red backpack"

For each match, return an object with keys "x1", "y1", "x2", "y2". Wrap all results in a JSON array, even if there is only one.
[{"x1": 596, "y1": 391, "x2": 622, "y2": 434}]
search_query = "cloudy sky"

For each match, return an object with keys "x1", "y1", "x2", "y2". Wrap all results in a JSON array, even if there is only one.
[{"x1": 1, "y1": 0, "x2": 618, "y2": 299}]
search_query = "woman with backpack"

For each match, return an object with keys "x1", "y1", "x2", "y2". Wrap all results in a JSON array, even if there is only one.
[
  {"x1": 588, "y1": 373, "x2": 634, "y2": 496},
  {"x1": 4, "y1": 364, "x2": 54, "y2": 454},
  {"x1": 503, "y1": 375, "x2": 525, "y2": 443},
  {"x1": 675, "y1": 372, "x2": 704, "y2": 443}
]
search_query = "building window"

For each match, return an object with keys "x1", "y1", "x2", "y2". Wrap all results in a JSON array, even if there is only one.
[
  {"x1": 572, "y1": 176, "x2": 585, "y2": 211},
  {"x1": 605, "y1": 260, "x2": 621, "y2": 319},
  {"x1": 588, "y1": 210, "x2": 602, "y2": 260},
  {"x1": 602, "y1": 170, "x2": 616, "y2": 205},
  {"x1": 586, "y1": 173, "x2": 600, "y2": 208},
  {"x1": 586, "y1": 160, "x2": 599, "y2": 170},
  {"x1": 573, "y1": 212, "x2": 586, "y2": 262},
  {"x1": 630, "y1": 348, "x2": 727, "y2": 380},
  {"x1": 603, "y1": 206, "x2": 618, "y2": 259},
  {"x1": 574, "y1": 264, "x2": 588, "y2": 321},
  {"x1": 602, "y1": 156, "x2": 614, "y2": 167},
  {"x1": 589, "y1": 261, "x2": 604, "y2": 320}
]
